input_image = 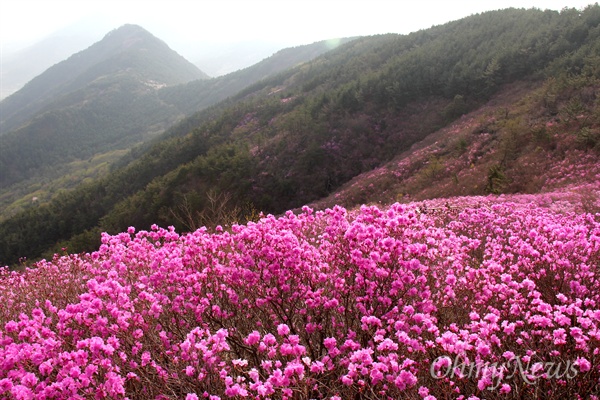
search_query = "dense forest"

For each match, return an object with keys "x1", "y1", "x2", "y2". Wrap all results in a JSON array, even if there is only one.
[{"x1": 1, "y1": 5, "x2": 600, "y2": 267}]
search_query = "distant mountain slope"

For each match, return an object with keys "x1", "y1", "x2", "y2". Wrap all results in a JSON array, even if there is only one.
[
  {"x1": 0, "y1": 32, "x2": 99, "y2": 100},
  {"x1": 1, "y1": 5, "x2": 599, "y2": 267},
  {"x1": 0, "y1": 34, "x2": 353, "y2": 217},
  {"x1": 0, "y1": 25, "x2": 209, "y2": 191},
  {"x1": 0, "y1": 24, "x2": 207, "y2": 135},
  {"x1": 157, "y1": 38, "x2": 355, "y2": 117},
  {"x1": 0, "y1": 16, "x2": 119, "y2": 100}
]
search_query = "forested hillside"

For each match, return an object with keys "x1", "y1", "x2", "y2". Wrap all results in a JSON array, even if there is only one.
[
  {"x1": 0, "y1": 24, "x2": 206, "y2": 191},
  {"x1": 1, "y1": 5, "x2": 599, "y2": 267},
  {"x1": 0, "y1": 33, "x2": 350, "y2": 221}
]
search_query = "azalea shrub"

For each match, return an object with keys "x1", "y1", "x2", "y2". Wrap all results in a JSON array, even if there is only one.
[{"x1": 1, "y1": 199, "x2": 599, "y2": 399}]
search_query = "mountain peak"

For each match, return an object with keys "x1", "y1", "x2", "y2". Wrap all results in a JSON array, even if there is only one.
[
  {"x1": 94, "y1": 24, "x2": 172, "y2": 56},
  {"x1": 103, "y1": 24, "x2": 155, "y2": 41},
  {"x1": 0, "y1": 25, "x2": 208, "y2": 135}
]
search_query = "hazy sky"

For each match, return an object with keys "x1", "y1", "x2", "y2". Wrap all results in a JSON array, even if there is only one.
[{"x1": 0, "y1": 0, "x2": 596, "y2": 54}]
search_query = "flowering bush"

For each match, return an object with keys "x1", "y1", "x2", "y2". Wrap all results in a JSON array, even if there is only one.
[{"x1": 1, "y1": 200, "x2": 599, "y2": 399}]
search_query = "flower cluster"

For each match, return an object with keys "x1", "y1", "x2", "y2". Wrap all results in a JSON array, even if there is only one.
[{"x1": 1, "y1": 200, "x2": 599, "y2": 399}]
